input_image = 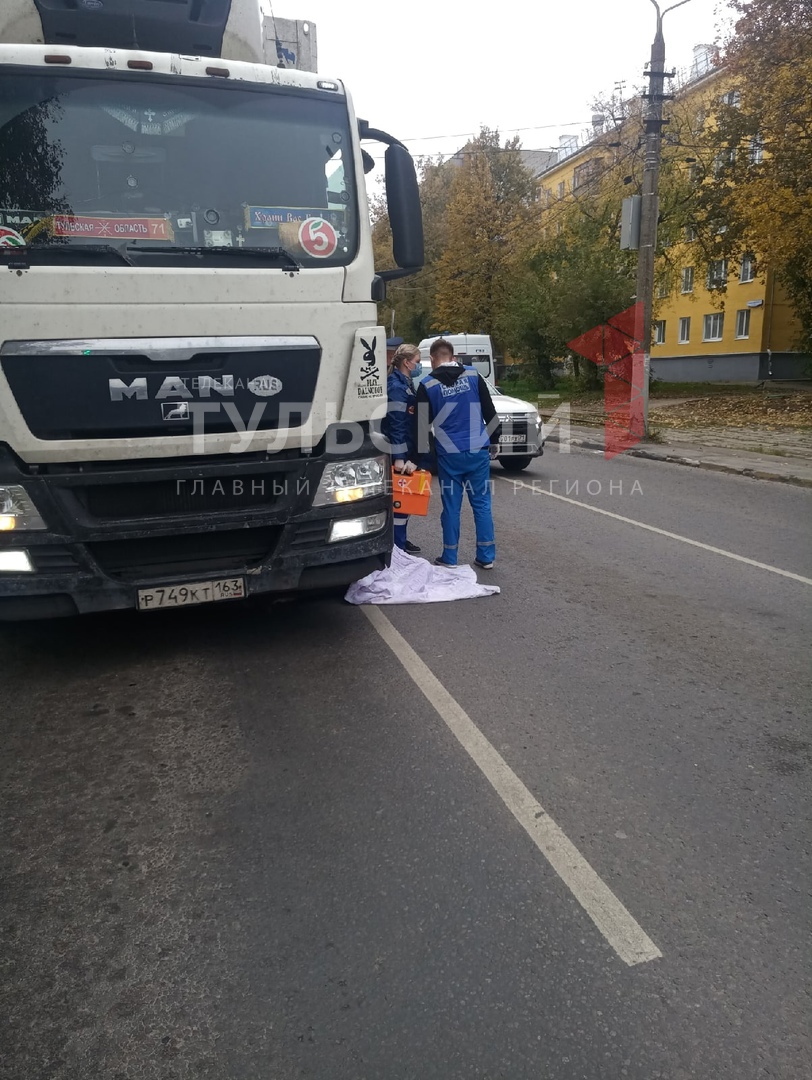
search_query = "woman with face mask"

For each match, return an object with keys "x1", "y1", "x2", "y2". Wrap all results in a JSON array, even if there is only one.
[{"x1": 384, "y1": 343, "x2": 422, "y2": 553}]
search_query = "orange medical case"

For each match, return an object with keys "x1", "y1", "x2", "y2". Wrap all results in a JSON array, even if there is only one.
[{"x1": 391, "y1": 468, "x2": 432, "y2": 517}]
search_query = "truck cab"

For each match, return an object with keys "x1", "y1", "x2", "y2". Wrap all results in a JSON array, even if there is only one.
[{"x1": 0, "y1": 1, "x2": 423, "y2": 618}]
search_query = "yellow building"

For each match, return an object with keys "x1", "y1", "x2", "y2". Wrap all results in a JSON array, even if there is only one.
[
  {"x1": 535, "y1": 53, "x2": 805, "y2": 381},
  {"x1": 650, "y1": 242, "x2": 802, "y2": 380}
]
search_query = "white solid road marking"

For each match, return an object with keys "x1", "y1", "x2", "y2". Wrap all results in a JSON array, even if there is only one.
[
  {"x1": 362, "y1": 605, "x2": 662, "y2": 967},
  {"x1": 501, "y1": 477, "x2": 812, "y2": 587}
]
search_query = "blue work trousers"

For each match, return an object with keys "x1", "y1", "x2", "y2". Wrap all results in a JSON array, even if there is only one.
[
  {"x1": 437, "y1": 448, "x2": 495, "y2": 565},
  {"x1": 393, "y1": 514, "x2": 410, "y2": 549}
]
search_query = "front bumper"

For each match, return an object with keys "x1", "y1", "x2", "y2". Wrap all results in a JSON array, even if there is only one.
[
  {"x1": 0, "y1": 543, "x2": 389, "y2": 620},
  {"x1": 497, "y1": 421, "x2": 544, "y2": 458},
  {"x1": 0, "y1": 441, "x2": 391, "y2": 620}
]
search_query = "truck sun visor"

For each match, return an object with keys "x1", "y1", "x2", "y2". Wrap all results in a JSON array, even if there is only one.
[{"x1": 32, "y1": 0, "x2": 234, "y2": 57}]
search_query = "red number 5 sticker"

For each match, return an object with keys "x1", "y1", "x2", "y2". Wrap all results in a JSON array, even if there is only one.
[{"x1": 298, "y1": 217, "x2": 338, "y2": 259}]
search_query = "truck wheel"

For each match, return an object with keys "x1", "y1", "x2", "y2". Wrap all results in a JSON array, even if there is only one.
[{"x1": 499, "y1": 456, "x2": 532, "y2": 472}]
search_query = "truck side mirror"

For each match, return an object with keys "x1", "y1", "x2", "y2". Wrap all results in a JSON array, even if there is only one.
[
  {"x1": 359, "y1": 120, "x2": 424, "y2": 295},
  {"x1": 383, "y1": 143, "x2": 424, "y2": 272}
]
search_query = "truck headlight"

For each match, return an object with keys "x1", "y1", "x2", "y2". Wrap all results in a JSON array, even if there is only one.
[
  {"x1": 314, "y1": 456, "x2": 387, "y2": 506},
  {"x1": 0, "y1": 486, "x2": 46, "y2": 531}
]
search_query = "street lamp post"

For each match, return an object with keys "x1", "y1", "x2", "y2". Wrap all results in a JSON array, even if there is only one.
[{"x1": 637, "y1": 0, "x2": 692, "y2": 435}]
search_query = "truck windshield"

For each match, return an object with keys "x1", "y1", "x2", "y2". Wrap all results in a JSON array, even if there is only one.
[{"x1": 0, "y1": 70, "x2": 357, "y2": 266}]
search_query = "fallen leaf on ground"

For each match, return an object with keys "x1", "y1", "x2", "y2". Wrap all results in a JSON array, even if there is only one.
[{"x1": 650, "y1": 394, "x2": 812, "y2": 430}]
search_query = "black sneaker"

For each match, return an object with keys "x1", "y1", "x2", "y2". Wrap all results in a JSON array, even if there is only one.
[
  {"x1": 474, "y1": 558, "x2": 494, "y2": 569},
  {"x1": 404, "y1": 540, "x2": 422, "y2": 554},
  {"x1": 434, "y1": 556, "x2": 456, "y2": 567}
]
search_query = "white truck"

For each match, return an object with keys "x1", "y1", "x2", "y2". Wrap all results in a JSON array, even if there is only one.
[
  {"x1": 416, "y1": 335, "x2": 544, "y2": 472},
  {"x1": 0, "y1": 0, "x2": 423, "y2": 619}
]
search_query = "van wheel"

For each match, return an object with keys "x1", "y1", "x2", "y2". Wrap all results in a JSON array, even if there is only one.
[{"x1": 498, "y1": 456, "x2": 532, "y2": 472}]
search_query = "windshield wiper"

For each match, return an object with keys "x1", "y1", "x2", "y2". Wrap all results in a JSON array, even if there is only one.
[
  {"x1": 1, "y1": 243, "x2": 135, "y2": 268},
  {"x1": 2, "y1": 242, "x2": 302, "y2": 271},
  {"x1": 126, "y1": 244, "x2": 301, "y2": 270}
]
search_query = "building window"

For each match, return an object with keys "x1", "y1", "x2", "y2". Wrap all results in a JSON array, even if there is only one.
[
  {"x1": 735, "y1": 309, "x2": 751, "y2": 338},
  {"x1": 739, "y1": 253, "x2": 755, "y2": 283},
  {"x1": 703, "y1": 313, "x2": 725, "y2": 341},
  {"x1": 557, "y1": 181, "x2": 566, "y2": 199},
  {"x1": 656, "y1": 275, "x2": 671, "y2": 299},
  {"x1": 720, "y1": 89, "x2": 741, "y2": 108},
  {"x1": 714, "y1": 149, "x2": 736, "y2": 177},
  {"x1": 678, "y1": 317, "x2": 691, "y2": 344},
  {"x1": 654, "y1": 320, "x2": 666, "y2": 345},
  {"x1": 572, "y1": 158, "x2": 604, "y2": 190},
  {"x1": 681, "y1": 266, "x2": 694, "y2": 293},
  {"x1": 685, "y1": 223, "x2": 697, "y2": 242},
  {"x1": 749, "y1": 136, "x2": 764, "y2": 165},
  {"x1": 707, "y1": 259, "x2": 728, "y2": 288},
  {"x1": 544, "y1": 188, "x2": 554, "y2": 208}
]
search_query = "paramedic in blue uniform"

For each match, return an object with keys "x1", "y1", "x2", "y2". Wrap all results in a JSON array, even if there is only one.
[
  {"x1": 415, "y1": 338, "x2": 501, "y2": 569},
  {"x1": 384, "y1": 342, "x2": 422, "y2": 554}
]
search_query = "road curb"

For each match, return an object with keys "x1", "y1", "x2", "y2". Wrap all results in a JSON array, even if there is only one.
[{"x1": 544, "y1": 434, "x2": 812, "y2": 489}]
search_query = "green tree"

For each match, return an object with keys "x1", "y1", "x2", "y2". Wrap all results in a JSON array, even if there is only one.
[
  {"x1": 371, "y1": 155, "x2": 456, "y2": 345},
  {"x1": 538, "y1": 206, "x2": 637, "y2": 388},
  {"x1": 700, "y1": 0, "x2": 812, "y2": 341},
  {"x1": 433, "y1": 129, "x2": 536, "y2": 340}
]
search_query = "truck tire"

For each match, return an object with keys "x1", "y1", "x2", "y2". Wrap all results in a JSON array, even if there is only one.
[{"x1": 498, "y1": 456, "x2": 533, "y2": 472}]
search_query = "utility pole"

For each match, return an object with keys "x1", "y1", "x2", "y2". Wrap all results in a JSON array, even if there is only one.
[{"x1": 637, "y1": 0, "x2": 691, "y2": 434}]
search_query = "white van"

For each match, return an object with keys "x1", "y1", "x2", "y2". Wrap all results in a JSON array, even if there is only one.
[
  {"x1": 417, "y1": 334, "x2": 495, "y2": 383},
  {"x1": 415, "y1": 335, "x2": 543, "y2": 472}
]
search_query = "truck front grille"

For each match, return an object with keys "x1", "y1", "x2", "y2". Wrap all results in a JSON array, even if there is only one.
[
  {"x1": 288, "y1": 519, "x2": 331, "y2": 550},
  {"x1": 28, "y1": 546, "x2": 81, "y2": 573},
  {"x1": 80, "y1": 477, "x2": 283, "y2": 520},
  {"x1": 87, "y1": 528, "x2": 280, "y2": 581}
]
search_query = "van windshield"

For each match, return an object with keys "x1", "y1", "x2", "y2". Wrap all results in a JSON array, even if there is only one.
[
  {"x1": 0, "y1": 70, "x2": 357, "y2": 266},
  {"x1": 456, "y1": 353, "x2": 493, "y2": 380}
]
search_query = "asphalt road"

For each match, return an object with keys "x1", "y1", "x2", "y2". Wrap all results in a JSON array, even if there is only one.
[{"x1": 2, "y1": 447, "x2": 810, "y2": 1080}]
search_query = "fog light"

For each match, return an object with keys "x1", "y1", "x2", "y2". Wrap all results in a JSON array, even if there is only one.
[
  {"x1": 328, "y1": 512, "x2": 387, "y2": 543},
  {"x1": 0, "y1": 550, "x2": 34, "y2": 572}
]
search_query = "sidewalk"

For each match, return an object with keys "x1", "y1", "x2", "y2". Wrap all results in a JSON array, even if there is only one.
[{"x1": 543, "y1": 421, "x2": 812, "y2": 488}]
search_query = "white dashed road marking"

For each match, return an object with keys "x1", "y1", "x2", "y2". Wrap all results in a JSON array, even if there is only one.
[
  {"x1": 363, "y1": 605, "x2": 663, "y2": 967},
  {"x1": 500, "y1": 476, "x2": 812, "y2": 586}
]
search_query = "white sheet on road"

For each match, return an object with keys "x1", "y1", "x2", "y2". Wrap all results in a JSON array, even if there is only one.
[{"x1": 345, "y1": 545, "x2": 500, "y2": 605}]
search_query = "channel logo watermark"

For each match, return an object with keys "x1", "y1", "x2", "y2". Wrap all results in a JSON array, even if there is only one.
[{"x1": 567, "y1": 302, "x2": 646, "y2": 461}]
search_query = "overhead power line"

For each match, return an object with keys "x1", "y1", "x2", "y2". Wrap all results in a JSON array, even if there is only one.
[
  {"x1": 365, "y1": 146, "x2": 569, "y2": 162},
  {"x1": 397, "y1": 120, "x2": 589, "y2": 143}
]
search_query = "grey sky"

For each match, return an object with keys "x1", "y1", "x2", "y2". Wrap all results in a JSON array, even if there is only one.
[{"x1": 268, "y1": 0, "x2": 734, "y2": 169}]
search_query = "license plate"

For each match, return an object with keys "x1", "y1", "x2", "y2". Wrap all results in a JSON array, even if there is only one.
[
  {"x1": 499, "y1": 434, "x2": 525, "y2": 444},
  {"x1": 137, "y1": 577, "x2": 245, "y2": 611}
]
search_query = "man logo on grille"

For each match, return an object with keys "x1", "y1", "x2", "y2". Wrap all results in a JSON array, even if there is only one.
[{"x1": 162, "y1": 401, "x2": 190, "y2": 421}]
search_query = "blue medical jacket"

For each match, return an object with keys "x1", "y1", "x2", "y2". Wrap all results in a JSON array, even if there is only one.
[{"x1": 384, "y1": 366, "x2": 418, "y2": 460}]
